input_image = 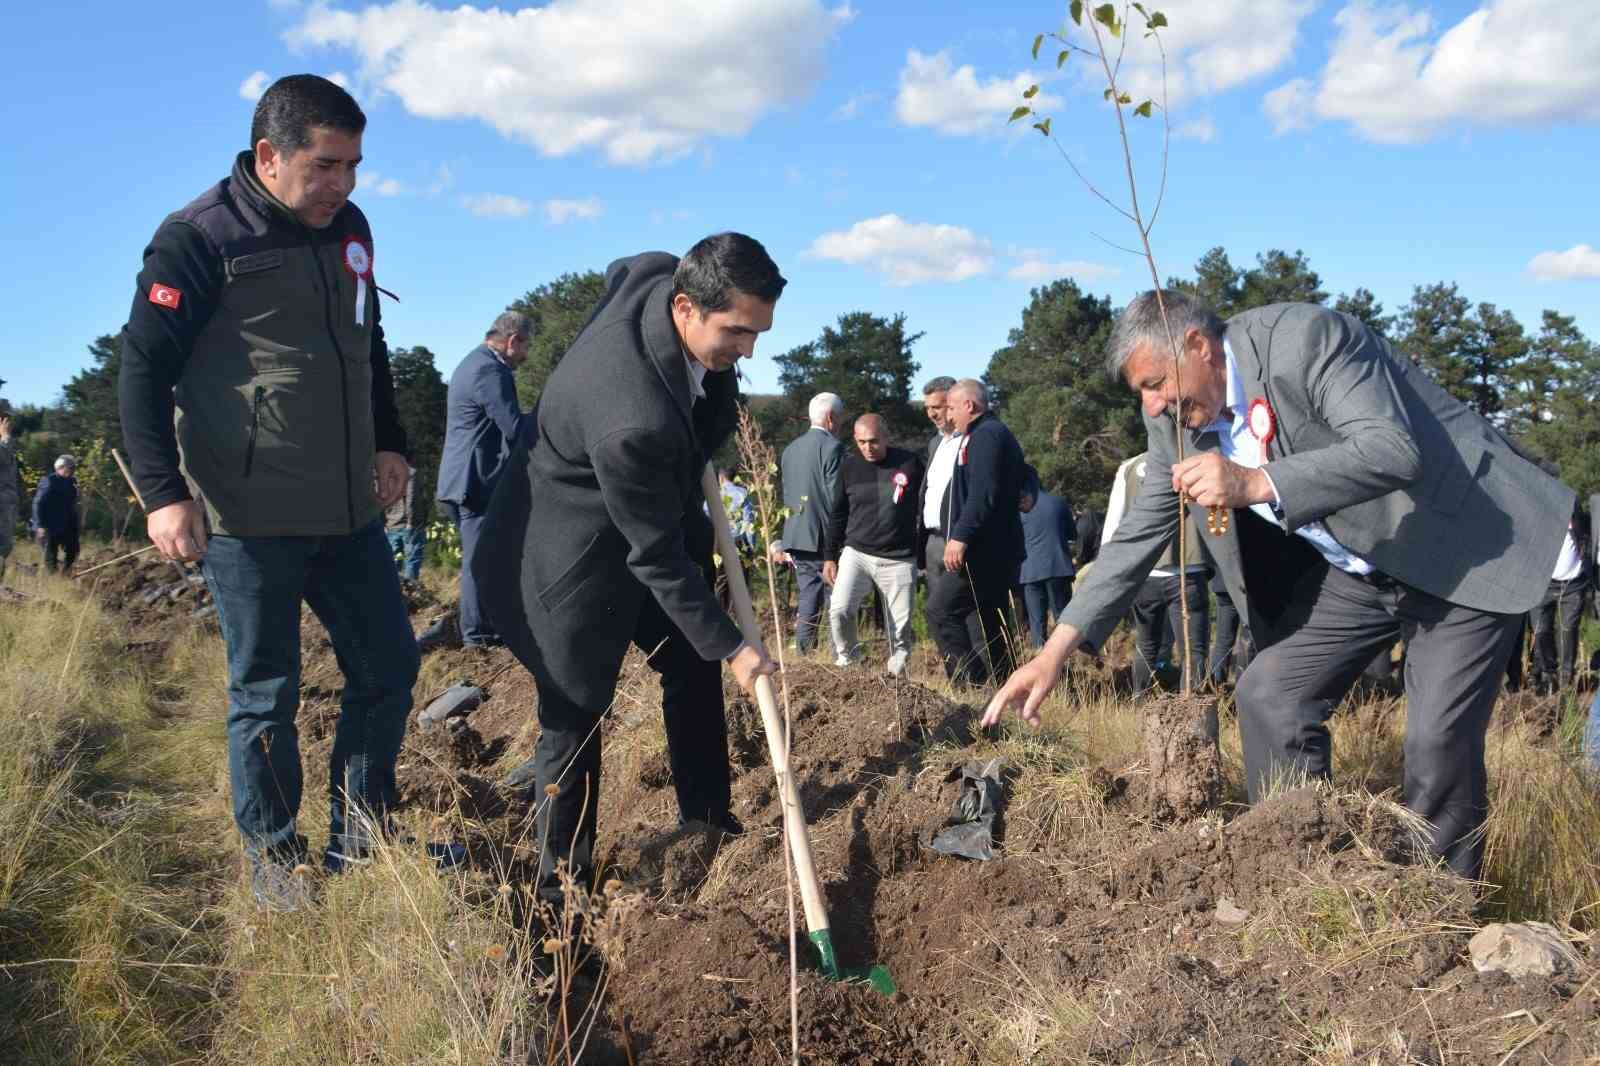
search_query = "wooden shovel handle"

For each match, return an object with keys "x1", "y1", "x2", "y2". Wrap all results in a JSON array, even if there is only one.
[{"x1": 700, "y1": 464, "x2": 830, "y2": 938}]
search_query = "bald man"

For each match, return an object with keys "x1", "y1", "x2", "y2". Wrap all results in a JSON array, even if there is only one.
[
  {"x1": 822, "y1": 413, "x2": 925, "y2": 675},
  {"x1": 937, "y1": 379, "x2": 1028, "y2": 685}
]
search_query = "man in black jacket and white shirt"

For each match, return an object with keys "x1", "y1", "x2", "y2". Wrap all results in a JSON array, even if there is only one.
[
  {"x1": 476, "y1": 233, "x2": 782, "y2": 907},
  {"x1": 823, "y1": 413, "x2": 924, "y2": 675}
]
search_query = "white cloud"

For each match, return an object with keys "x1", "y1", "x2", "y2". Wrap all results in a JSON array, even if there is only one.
[
  {"x1": 1111, "y1": 0, "x2": 1317, "y2": 108},
  {"x1": 287, "y1": 0, "x2": 850, "y2": 166},
  {"x1": 1173, "y1": 117, "x2": 1217, "y2": 142},
  {"x1": 1262, "y1": 78, "x2": 1315, "y2": 134},
  {"x1": 1006, "y1": 257, "x2": 1118, "y2": 282},
  {"x1": 1528, "y1": 244, "x2": 1600, "y2": 282},
  {"x1": 543, "y1": 197, "x2": 604, "y2": 224},
  {"x1": 833, "y1": 90, "x2": 881, "y2": 120},
  {"x1": 806, "y1": 214, "x2": 993, "y2": 285},
  {"x1": 357, "y1": 171, "x2": 405, "y2": 197},
  {"x1": 426, "y1": 164, "x2": 454, "y2": 197},
  {"x1": 894, "y1": 50, "x2": 1061, "y2": 136},
  {"x1": 461, "y1": 193, "x2": 532, "y2": 219},
  {"x1": 325, "y1": 70, "x2": 351, "y2": 89},
  {"x1": 1266, "y1": 0, "x2": 1600, "y2": 143},
  {"x1": 239, "y1": 70, "x2": 271, "y2": 101}
]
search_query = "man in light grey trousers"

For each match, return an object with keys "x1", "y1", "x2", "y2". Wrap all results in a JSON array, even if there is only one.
[{"x1": 986, "y1": 290, "x2": 1573, "y2": 879}]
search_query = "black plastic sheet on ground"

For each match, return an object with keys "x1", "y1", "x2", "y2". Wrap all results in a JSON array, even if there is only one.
[{"x1": 928, "y1": 757, "x2": 1005, "y2": 861}]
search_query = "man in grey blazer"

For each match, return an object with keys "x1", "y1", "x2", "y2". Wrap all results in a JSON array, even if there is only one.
[
  {"x1": 771, "y1": 393, "x2": 845, "y2": 651},
  {"x1": 476, "y1": 234, "x2": 782, "y2": 908},
  {"x1": 986, "y1": 290, "x2": 1573, "y2": 878}
]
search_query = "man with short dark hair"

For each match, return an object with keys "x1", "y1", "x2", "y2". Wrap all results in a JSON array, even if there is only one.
[
  {"x1": 823, "y1": 413, "x2": 924, "y2": 675},
  {"x1": 940, "y1": 379, "x2": 1027, "y2": 684},
  {"x1": 986, "y1": 290, "x2": 1574, "y2": 878},
  {"x1": 436, "y1": 310, "x2": 533, "y2": 647},
  {"x1": 33, "y1": 455, "x2": 81, "y2": 574},
  {"x1": 477, "y1": 233, "x2": 783, "y2": 910},
  {"x1": 119, "y1": 74, "x2": 422, "y2": 909}
]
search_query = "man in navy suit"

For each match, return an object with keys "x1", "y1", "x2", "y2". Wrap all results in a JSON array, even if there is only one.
[
  {"x1": 436, "y1": 312, "x2": 533, "y2": 647},
  {"x1": 940, "y1": 379, "x2": 1028, "y2": 684}
]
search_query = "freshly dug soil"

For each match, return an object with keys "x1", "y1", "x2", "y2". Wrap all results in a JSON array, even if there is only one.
[{"x1": 190, "y1": 585, "x2": 1600, "y2": 1063}]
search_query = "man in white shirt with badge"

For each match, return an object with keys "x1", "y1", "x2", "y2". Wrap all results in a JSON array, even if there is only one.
[{"x1": 917, "y1": 376, "x2": 964, "y2": 673}]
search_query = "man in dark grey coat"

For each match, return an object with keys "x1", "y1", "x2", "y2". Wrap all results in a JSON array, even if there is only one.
[
  {"x1": 437, "y1": 312, "x2": 533, "y2": 647},
  {"x1": 986, "y1": 291, "x2": 1574, "y2": 878},
  {"x1": 772, "y1": 392, "x2": 844, "y2": 651},
  {"x1": 476, "y1": 234, "x2": 782, "y2": 907}
]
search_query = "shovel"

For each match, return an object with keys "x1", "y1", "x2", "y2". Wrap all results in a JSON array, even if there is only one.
[{"x1": 700, "y1": 464, "x2": 894, "y2": 995}]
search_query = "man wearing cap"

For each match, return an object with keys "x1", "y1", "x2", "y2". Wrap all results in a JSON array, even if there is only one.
[{"x1": 33, "y1": 455, "x2": 81, "y2": 575}]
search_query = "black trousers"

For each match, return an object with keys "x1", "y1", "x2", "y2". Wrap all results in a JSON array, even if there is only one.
[
  {"x1": 927, "y1": 542, "x2": 1015, "y2": 686},
  {"x1": 1130, "y1": 572, "x2": 1209, "y2": 694},
  {"x1": 42, "y1": 528, "x2": 80, "y2": 573},
  {"x1": 1208, "y1": 574, "x2": 1253, "y2": 685},
  {"x1": 531, "y1": 557, "x2": 730, "y2": 904},
  {"x1": 1235, "y1": 561, "x2": 1520, "y2": 879},
  {"x1": 1528, "y1": 576, "x2": 1591, "y2": 691}
]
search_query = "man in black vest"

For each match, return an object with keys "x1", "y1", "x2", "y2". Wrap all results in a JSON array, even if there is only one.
[
  {"x1": 477, "y1": 234, "x2": 783, "y2": 908},
  {"x1": 118, "y1": 75, "x2": 421, "y2": 909},
  {"x1": 940, "y1": 379, "x2": 1028, "y2": 685}
]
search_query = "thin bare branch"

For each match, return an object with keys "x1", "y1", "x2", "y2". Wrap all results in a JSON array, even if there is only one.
[
  {"x1": 1047, "y1": 136, "x2": 1136, "y2": 224},
  {"x1": 1089, "y1": 230, "x2": 1147, "y2": 257}
]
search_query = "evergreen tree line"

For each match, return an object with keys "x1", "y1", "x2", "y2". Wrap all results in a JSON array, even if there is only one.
[{"x1": 12, "y1": 245, "x2": 1596, "y2": 538}]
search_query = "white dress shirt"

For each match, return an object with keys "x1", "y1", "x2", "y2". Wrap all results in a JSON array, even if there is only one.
[
  {"x1": 923, "y1": 432, "x2": 961, "y2": 531},
  {"x1": 1200, "y1": 340, "x2": 1375, "y2": 576},
  {"x1": 1552, "y1": 530, "x2": 1583, "y2": 581}
]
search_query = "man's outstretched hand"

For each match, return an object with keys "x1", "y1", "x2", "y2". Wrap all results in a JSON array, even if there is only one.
[{"x1": 981, "y1": 652, "x2": 1065, "y2": 729}]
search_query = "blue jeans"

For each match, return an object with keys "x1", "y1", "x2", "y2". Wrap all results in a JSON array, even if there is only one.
[
  {"x1": 386, "y1": 526, "x2": 426, "y2": 581},
  {"x1": 1585, "y1": 689, "x2": 1600, "y2": 774},
  {"x1": 203, "y1": 519, "x2": 420, "y2": 862}
]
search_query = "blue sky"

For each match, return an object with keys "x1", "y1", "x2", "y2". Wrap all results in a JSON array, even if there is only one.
[{"x1": 2, "y1": 0, "x2": 1596, "y2": 407}]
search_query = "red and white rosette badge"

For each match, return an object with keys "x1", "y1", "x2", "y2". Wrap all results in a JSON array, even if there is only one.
[
  {"x1": 892, "y1": 470, "x2": 909, "y2": 504},
  {"x1": 1248, "y1": 397, "x2": 1276, "y2": 447},
  {"x1": 343, "y1": 237, "x2": 373, "y2": 327},
  {"x1": 957, "y1": 436, "x2": 970, "y2": 466}
]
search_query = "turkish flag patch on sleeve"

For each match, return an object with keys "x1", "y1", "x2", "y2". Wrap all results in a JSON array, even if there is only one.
[{"x1": 148, "y1": 283, "x2": 183, "y2": 310}]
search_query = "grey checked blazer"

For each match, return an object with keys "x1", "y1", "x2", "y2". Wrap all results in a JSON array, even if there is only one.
[{"x1": 1062, "y1": 303, "x2": 1574, "y2": 652}]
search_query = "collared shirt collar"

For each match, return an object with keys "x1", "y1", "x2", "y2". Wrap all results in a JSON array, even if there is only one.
[
  {"x1": 1200, "y1": 339, "x2": 1247, "y2": 436},
  {"x1": 684, "y1": 352, "x2": 708, "y2": 400}
]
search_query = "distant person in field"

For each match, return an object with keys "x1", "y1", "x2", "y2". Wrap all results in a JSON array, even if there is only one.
[
  {"x1": 476, "y1": 233, "x2": 783, "y2": 912},
  {"x1": 917, "y1": 376, "x2": 965, "y2": 672},
  {"x1": 0, "y1": 402, "x2": 17, "y2": 582},
  {"x1": 1526, "y1": 502, "x2": 1591, "y2": 694},
  {"x1": 384, "y1": 457, "x2": 426, "y2": 586},
  {"x1": 771, "y1": 392, "x2": 845, "y2": 652},
  {"x1": 118, "y1": 74, "x2": 438, "y2": 910},
  {"x1": 33, "y1": 455, "x2": 81, "y2": 575},
  {"x1": 1017, "y1": 465, "x2": 1077, "y2": 649},
  {"x1": 985, "y1": 290, "x2": 1574, "y2": 879},
  {"x1": 939, "y1": 379, "x2": 1027, "y2": 685},
  {"x1": 1102, "y1": 451, "x2": 1209, "y2": 694},
  {"x1": 436, "y1": 311, "x2": 534, "y2": 648},
  {"x1": 1207, "y1": 569, "x2": 1253, "y2": 686},
  {"x1": 823, "y1": 412, "x2": 924, "y2": 675}
]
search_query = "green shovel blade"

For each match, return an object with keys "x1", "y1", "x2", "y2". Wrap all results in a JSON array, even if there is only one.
[{"x1": 808, "y1": 930, "x2": 895, "y2": 996}]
